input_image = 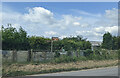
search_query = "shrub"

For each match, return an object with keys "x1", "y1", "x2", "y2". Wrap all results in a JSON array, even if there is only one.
[
  {"x1": 54, "y1": 51, "x2": 60, "y2": 58},
  {"x1": 51, "y1": 55, "x2": 87, "y2": 64},
  {"x1": 94, "y1": 49, "x2": 101, "y2": 55},
  {"x1": 84, "y1": 49, "x2": 93, "y2": 57},
  {"x1": 67, "y1": 51, "x2": 72, "y2": 56}
]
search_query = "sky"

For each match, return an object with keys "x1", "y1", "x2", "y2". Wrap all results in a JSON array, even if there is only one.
[{"x1": 1, "y1": 2, "x2": 118, "y2": 41}]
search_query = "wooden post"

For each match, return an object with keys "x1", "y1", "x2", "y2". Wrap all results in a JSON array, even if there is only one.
[
  {"x1": 15, "y1": 50, "x2": 17, "y2": 62},
  {"x1": 31, "y1": 49, "x2": 33, "y2": 62},
  {"x1": 27, "y1": 49, "x2": 33, "y2": 62},
  {"x1": 12, "y1": 50, "x2": 17, "y2": 62},
  {"x1": 43, "y1": 52, "x2": 46, "y2": 61},
  {"x1": 27, "y1": 50, "x2": 31, "y2": 62},
  {"x1": 51, "y1": 40, "x2": 53, "y2": 53},
  {"x1": 12, "y1": 50, "x2": 14, "y2": 62}
]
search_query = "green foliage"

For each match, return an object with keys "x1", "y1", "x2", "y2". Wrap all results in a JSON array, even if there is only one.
[
  {"x1": 67, "y1": 51, "x2": 72, "y2": 56},
  {"x1": 28, "y1": 36, "x2": 51, "y2": 51},
  {"x1": 84, "y1": 49, "x2": 93, "y2": 57},
  {"x1": 53, "y1": 36, "x2": 91, "y2": 51},
  {"x1": 2, "y1": 24, "x2": 91, "y2": 51},
  {"x1": 52, "y1": 56, "x2": 87, "y2": 63},
  {"x1": 102, "y1": 32, "x2": 112, "y2": 49},
  {"x1": 52, "y1": 48, "x2": 117, "y2": 63},
  {"x1": 54, "y1": 51, "x2": 60, "y2": 58},
  {"x1": 88, "y1": 49, "x2": 118, "y2": 60},
  {"x1": 112, "y1": 36, "x2": 120, "y2": 50},
  {"x1": 94, "y1": 49, "x2": 101, "y2": 55},
  {"x1": 102, "y1": 32, "x2": 120, "y2": 50},
  {"x1": 2, "y1": 25, "x2": 30, "y2": 50}
]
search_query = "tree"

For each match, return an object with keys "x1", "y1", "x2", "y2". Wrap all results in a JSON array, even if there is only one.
[
  {"x1": 112, "y1": 36, "x2": 118, "y2": 50},
  {"x1": 2, "y1": 24, "x2": 92, "y2": 51},
  {"x1": 18, "y1": 26, "x2": 30, "y2": 50},
  {"x1": 102, "y1": 32, "x2": 113, "y2": 49},
  {"x1": 28, "y1": 36, "x2": 51, "y2": 51},
  {"x1": 56, "y1": 36, "x2": 91, "y2": 51},
  {"x1": 2, "y1": 25, "x2": 30, "y2": 50},
  {"x1": 2, "y1": 25, "x2": 17, "y2": 50},
  {"x1": 112, "y1": 36, "x2": 120, "y2": 50}
]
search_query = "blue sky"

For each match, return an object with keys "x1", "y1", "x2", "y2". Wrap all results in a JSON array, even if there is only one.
[
  {"x1": 3, "y1": 2, "x2": 117, "y2": 14},
  {"x1": 1, "y1": 2, "x2": 118, "y2": 41}
]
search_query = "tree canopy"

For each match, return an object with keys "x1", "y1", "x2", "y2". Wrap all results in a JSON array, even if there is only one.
[
  {"x1": 1, "y1": 24, "x2": 91, "y2": 51},
  {"x1": 102, "y1": 32, "x2": 120, "y2": 50},
  {"x1": 2, "y1": 25, "x2": 29, "y2": 50}
]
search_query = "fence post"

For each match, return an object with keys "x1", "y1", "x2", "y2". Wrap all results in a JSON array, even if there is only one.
[
  {"x1": 31, "y1": 49, "x2": 33, "y2": 62},
  {"x1": 27, "y1": 49, "x2": 33, "y2": 62},
  {"x1": 12, "y1": 50, "x2": 17, "y2": 62},
  {"x1": 43, "y1": 52, "x2": 46, "y2": 61},
  {"x1": 27, "y1": 50, "x2": 31, "y2": 62}
]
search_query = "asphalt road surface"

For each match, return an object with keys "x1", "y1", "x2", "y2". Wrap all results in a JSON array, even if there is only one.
[
  {"x1": 8, "y1": 66, "x2": 119, "y2": 78},
  {"x1": 32, "y1": 66, "x2": 118, "y2": 76}
]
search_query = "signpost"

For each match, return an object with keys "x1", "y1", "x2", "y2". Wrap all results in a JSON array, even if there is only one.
[
  {"x1": 51, "y1": 40, "x2": 53, "y2": 53},
  {"x1": 51, "y1": 37, "x2": 59, "y2": 53}
]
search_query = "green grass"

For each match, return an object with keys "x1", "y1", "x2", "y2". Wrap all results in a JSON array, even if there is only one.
[{"x1": 2, "y1": 62, "x2": 118, "y2": 77}]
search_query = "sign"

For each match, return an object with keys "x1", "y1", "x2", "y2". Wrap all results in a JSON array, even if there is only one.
[{"x1": 52, "y1": 37, "x2": 59, "y2": 41}]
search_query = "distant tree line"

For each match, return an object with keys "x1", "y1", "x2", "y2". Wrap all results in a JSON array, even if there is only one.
[
  {"x1": 53, "y1": 36, "x2": 91, "y2": 51},
  {"x1": 1, "y1": 25, "x2": 91, "y2": 51},
  {"x1": 102, "y1": 32, "x2": 120, "y2": 50}
]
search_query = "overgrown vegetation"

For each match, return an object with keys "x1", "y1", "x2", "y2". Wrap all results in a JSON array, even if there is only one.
[
  {"x1": 102, "y1": 32, "x2": 120, "y2": 50},
  {"x1": 2, "y1": 59, "x2": 118, "y2": 77},
  {"x1": 1, "y1": 24, "x2": 91, "y2": 51},
  {"x1": 1, "y1": 24, "x2": 119, "y2": 77}
]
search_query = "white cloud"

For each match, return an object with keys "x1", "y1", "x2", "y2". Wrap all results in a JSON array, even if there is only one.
[
  {"x1": 73, "y1": 22, "x2": 80, "y2": 26},
  {"x1": 12, "y1": 24, "x2": 21, "y2": 30},
  {"x1": 105, "y1": 8, "x2": 117, "y2": 20},
  {"x1": 75, "y1": 25, "x2": 118, "y2": 41},
  {"x1": 94, "y1": 27, "x2": 105, "y2": 33},
  {"x1": 49, "y1": 14, "x2": 84, "y2": 29},
  {"x1": 76, "y1": 30, "x2": 102, "y2": 37},
  {"x1": 73, "y1": 22, "x2": 89, "y2": 27},
  {"x1": 23, "y1": 7, "x2": 55, "y2": 25},
  {"x1": 95, "y1": 8, "x2": 118, "y2": 27},
  {"x1": 61, "y1": 15, "x2": 82, "y2": 26},
  {"x1": 81, "y1": 23, "x2": 89, "y2": 27},
  {"x1": 2, "y1": 6, "x2": 118, "y2": 41},
  {"x1": 59, "y1": 35, "x2": 67, "y2": 39},
  {"x1": 105, "y1": 26, "x2": 118, "y2": 35},
  {"x1": 23, "y1": 7, "x2": 86, "y2": 30},
  {"x1": 45, "y1": 31, "x2": 58, "y2": 36},
  {"x1": 94, "y1": 26, "x2": 118, "y2": 36},
  {"x1": 71, "y1": 9, "x2": 102, "y2": 18},
  {"x1": 2, "y1": 12, "x2": 23, "y2": 25},
  {"x1": 75, "y1": 30, "x2": 103, "y2": 41}
]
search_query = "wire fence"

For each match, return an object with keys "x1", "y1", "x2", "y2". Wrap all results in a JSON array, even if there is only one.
[
  {"x1": 2, "y1": 50, "x2": 55, "y2": 62},
  {"x1": 2, "y1": 50, "x2": 85, "y2": 63}
]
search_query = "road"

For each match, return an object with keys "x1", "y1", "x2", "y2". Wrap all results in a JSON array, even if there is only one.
[
  {"x1": 32, "y1": 66, "x2": 118, "y2": 76},
  {"x1": 8, "y1": 66, "x2": 119, "y2": 78}
]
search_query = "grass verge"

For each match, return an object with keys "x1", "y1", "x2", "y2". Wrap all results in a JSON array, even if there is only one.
[{"x1": 2, "y1": 60, "x2": 118, "y2": 77}]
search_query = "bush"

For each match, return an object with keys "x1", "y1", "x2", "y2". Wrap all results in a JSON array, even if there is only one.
[
  {"x1": 54, "y1": 51, "x2": 60, "y2": 58},
  {"x1": 87, "y1": 49, "x2": 118, "y2": 60},
  {"x1": 52, "y1": 55, "x2": 87, "y2": 64},
  {"x1": 67, "y1": 51, "x2": 72, "y2": 56},
  {"x1": 84, "y1": 49, "x2": 93, "y2": 57},
  {"x1": 94, "y1": 49, "x2": 101, "y2": 55},
  {"x1": 52, "y1": 56, "x2": 75, "y2": 63}
]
